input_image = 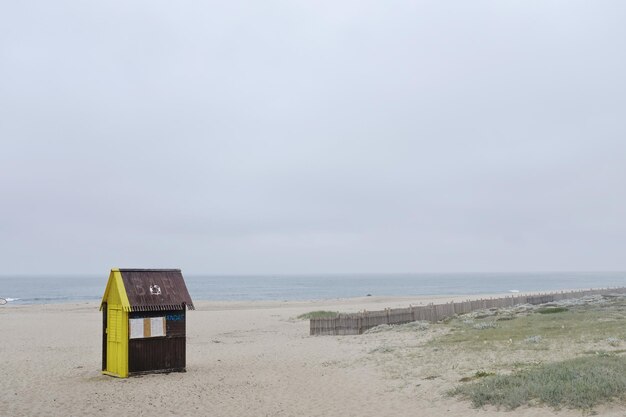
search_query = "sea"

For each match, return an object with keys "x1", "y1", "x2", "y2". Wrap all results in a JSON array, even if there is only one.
[{"x1": 0, "y1": 272, "x2": 625, "y2": 305}]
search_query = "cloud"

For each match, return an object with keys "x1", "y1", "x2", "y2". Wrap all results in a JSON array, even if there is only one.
[{"x1": 1, "y1": 0, "x2": 625, "y2": 273}]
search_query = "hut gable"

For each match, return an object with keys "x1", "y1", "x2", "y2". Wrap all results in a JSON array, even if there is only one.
[
  {"x1": 118, "y1": 269, "x2": 194, "y2": 312},
  {"x1": 100, "y1": 269, "x2": 131, "y2": 311}
]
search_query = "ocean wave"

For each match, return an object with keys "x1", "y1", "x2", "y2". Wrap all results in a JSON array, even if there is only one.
[
  {"x1": 22, "y1": 297, "x2": 67, "y2": 301},
  {"x1": 7, "y1": 296, "x2": 100, "y2": 303}
]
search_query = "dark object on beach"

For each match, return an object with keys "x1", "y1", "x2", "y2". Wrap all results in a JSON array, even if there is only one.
[
  {"x1": 100, "y1": 268, "x2": 194, "y2": 378},
  {"x1": 536, "y1": 307, "x2": 568, "y2": 314},
  {"x1": 366, "y1": 294, "x2": 372, "y2": 297}
]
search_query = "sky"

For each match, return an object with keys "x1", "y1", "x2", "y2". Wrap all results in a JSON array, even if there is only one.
[{"x1": 1, "y1": 1, "x2": 625, "y2": 275}]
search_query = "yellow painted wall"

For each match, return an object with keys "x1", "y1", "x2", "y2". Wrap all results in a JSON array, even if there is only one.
[{"x1": 103, "y1": 270, "x2": 129, "y2": 378}]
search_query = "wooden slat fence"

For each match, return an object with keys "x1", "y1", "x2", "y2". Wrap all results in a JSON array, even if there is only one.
[{"x1": 310, "y1": 287, "x2": 626, "y2": 336}]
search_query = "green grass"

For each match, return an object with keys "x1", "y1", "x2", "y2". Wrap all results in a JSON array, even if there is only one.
[
  {"x1": 449, "y1": 355, "x2": 626, "y2": 410},
  {"x1": 459, "y1": 370, "x2": 495, "y2": 382},
  {"x1": 297, "y1": 310, "x2": 339, "y2": 320},
  {"x1": 436, "y1": 298, "x2": 626, "y2": 349}
]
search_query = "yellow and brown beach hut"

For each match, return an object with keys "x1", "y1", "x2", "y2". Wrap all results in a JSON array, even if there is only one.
[{"x1": 100, "y1": 268, "x2": 194, "y2": 378}]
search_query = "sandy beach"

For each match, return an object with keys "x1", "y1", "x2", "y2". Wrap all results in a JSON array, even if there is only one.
[{"x1": 1, "y1": 294, "x2": 625, "y2": 417}]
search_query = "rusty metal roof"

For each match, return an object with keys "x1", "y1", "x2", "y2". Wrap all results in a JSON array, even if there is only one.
[{"x1": 119, "y1": 269, "x2": 194, "y2": 311}]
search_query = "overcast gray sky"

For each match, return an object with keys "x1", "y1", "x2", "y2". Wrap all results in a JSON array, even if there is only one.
[{"x1": 1, "y1": 1, "x2": 625, "y2": 274}]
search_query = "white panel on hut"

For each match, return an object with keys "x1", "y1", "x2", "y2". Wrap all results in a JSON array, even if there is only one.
[{"x1": 129, "y1": 317, "x2": 166, "y2": 339}]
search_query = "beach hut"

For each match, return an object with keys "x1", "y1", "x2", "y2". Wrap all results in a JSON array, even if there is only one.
[{"x1": 100, "y1": 268, "x2": 194, "y2": 378}]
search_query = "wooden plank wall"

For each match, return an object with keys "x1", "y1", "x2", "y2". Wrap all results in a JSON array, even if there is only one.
[{"x1": 309, "y1": 287, "x2": 626, "y2": 336}]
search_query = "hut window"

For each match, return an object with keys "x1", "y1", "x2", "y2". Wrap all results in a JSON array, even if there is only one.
[{"x1": 129, "y1": 317, "x2": 166, "y2": 339}]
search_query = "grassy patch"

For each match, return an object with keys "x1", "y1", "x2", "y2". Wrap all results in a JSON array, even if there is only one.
[
  {"x1": 496, "y1": 316, "x2": 516, "y2": 321},
  {"x1": 582, "y1": 349, "x2": 626, "y2": 356},
  {"x1": 449, "y1": 355, "x2": 626, "y2": 410},
  {"x1": 435, "y1": 298, "x2": 626, "y2": 349},
  {"x1": 536, "y1": 307, "x2": 569, "y2": 314},
  {"x1": 460, "y1": 370, "x2": 495, "y2": 382},
  {"x1": 296, "y1": 310, "x2": 339, "y2": 320}
]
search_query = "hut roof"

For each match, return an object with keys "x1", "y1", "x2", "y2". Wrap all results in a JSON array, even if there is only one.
[{"x1": 100, "y1": 268, "x2": 194, "y2": 312}]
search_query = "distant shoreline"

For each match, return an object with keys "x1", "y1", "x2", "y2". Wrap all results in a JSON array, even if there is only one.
[
  {"x1": 4, "y1": 286, "x2": 625, "y2": 309},
  {"x1": 3, "y1": 271, "x2": 625, "y2": 306}
]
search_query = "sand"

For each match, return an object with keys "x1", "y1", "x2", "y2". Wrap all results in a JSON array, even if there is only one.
[{"x1": 1, "y1": 294, "x2": 625, "y2": 417}]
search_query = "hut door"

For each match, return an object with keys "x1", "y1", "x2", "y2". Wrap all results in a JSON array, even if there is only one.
[{"x1": 106, "y1": 305, "x2": 123, "y2": 375}]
